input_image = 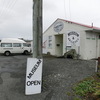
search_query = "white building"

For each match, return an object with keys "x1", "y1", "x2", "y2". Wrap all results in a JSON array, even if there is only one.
[{"x1": 43, "y1": 18, "x2": 100, "y2": 60}]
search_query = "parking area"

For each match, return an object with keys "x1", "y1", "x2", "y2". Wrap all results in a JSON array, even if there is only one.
[{"x1": 0, "y1": 55, "x2": 96, "y2": 100}]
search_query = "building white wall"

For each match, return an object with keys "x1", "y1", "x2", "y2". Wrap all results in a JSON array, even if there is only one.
[
  {"x1": 43, "y1": 33, "x2": 56, "y2": 55},
  {"x1": 98, "y1": 39, "x2": 100, "y2": 57},
  {"x1": 43, "y1": 19, "x2": 100, "y2": 59},
  {"x1": 62, "y1": 20, "x2": 87, "y2": 59},
  {"x1": 85, "y1": 32, "x2": 100, "y2": 59}
]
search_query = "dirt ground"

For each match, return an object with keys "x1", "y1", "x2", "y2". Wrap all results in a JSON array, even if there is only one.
[{"x1": 0, "y1": 54, "x2": 96, "y2": 100}]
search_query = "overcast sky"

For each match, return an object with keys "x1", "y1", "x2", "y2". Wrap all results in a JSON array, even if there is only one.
[{"x1": 0, "y1": 0, "x2": 100, "y2": 40}]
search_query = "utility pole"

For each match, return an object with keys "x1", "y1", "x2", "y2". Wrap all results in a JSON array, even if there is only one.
[
  {"x1": 25, "y1": 0, "x2": 43, "y2": 95},
  {"x1": 33, "y1": 0, "x2": 42, "y2": 58}
]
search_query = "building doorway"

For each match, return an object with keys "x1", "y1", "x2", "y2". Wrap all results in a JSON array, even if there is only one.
[{"x1": 55, "y1": 34, "x2": 63, "y2": 57}]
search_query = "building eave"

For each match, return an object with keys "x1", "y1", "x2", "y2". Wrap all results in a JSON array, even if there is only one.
[{"x1": 85, "y1": 29, "x2": 100, "y2": 33}]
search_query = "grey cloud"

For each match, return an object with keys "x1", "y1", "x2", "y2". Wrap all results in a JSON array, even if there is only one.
[{"x1": 0, "y1": 0, "x2": 100, "y2": 39}]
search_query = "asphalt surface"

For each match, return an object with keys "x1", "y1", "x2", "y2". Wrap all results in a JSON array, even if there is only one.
[{"x1": 0, "y1": 55, "x2": 96, "y2": 100}]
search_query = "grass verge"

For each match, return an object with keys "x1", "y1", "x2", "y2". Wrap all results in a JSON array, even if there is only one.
[{"x1": 73, "y1": 74, "x2": 100, "y2": 100}]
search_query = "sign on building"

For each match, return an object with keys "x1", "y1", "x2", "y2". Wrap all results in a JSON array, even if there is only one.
[
  {"x1": 25, "y1": 58, "x2": 43, "y2": 95},
  {"x1": 67, "y1": 31, "x2": 80, "y2": 46}
]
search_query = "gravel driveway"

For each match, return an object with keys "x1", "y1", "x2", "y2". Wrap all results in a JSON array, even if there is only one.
[{"x1": 0, "y1": 55, "x2": 96, "y2": 100}]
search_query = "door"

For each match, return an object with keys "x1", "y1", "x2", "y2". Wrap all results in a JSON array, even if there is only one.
[
  {"x1": 55, "y1": 34, "x2": 63, "y2": 56},
  {"x1": 12, "y1": 43, "x2": 24, "y2": 53}
]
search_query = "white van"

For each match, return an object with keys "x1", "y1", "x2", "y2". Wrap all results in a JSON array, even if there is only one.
[{"x1": 0, "y1": 38, "x2": 32, "y2": 56}]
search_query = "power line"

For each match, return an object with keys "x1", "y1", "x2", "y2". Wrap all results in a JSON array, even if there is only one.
[
  {"x1": 63, "y1": 0, "x2": 72, "y2": 20},
  {"x1": 5, "y1": 0, "x2": 18, "y2": 17},
  {"x1": 68, "y1": 0, "x2": 71, "y2": 21},
  {"x1": 64, "y1": 0, "x2": 67, "y2": 19},
  {"x1": 0, "y1": 0, "x2": 18, "y2": 19},
  {"x1": 0, "y1": 0, "x2": 8, "y2": 18}
]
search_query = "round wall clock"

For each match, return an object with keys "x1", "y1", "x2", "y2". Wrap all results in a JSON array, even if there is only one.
[{"x1": 54, "y1": 21, "x2": 64, "y2": 32}]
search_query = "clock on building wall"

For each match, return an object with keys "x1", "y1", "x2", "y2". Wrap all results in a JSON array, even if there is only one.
[{"x1": 54, "y1": 21, "x2": 64, "y2": 32}]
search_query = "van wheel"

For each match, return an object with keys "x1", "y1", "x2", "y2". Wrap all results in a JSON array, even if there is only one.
[
  {"x1": 4, "y1": 51, "x2": 11, "y2": 56},
  {"x1": 24, "y1": 50, "x2": 28, "y2": 55}
]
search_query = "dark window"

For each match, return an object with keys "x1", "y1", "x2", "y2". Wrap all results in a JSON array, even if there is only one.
[
  {"x1": 99, "y1": 35, "x2": 100, "y2": 39},
  {"x1": 23, "y1": 43, "x2": 29, "y2": 47},
  {"x1": 13, "y1": 43, "x2": 21, "y2": 47},
  {"x1": 1, "y1": 43, "x2": 12, "y2": 47}
]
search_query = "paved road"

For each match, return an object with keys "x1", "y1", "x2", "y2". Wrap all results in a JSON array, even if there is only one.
[{"x1": 0, "y1": 55, "x2": 96, "y2": 100}]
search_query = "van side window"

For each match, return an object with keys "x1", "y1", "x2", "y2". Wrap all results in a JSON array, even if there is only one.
[
  {"x1": 23, "y1": 43, "x2": 28, "y2": 47},
  {"x1": 1, "y1": 43, "x2": 12, "y2": 47},
  {"x1": 13, "y1": 43, "x2": 21, "y2": 47}
]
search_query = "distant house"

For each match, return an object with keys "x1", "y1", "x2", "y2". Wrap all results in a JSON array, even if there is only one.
[{"x1": 43, "y1": 18, "x2": 100, "y2": 60}]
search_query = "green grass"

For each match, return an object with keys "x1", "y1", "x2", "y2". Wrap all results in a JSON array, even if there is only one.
[
  {"x1": 73, "y1": 98, "x2": 82, "y2": 100},
  {"x1": 73, "y1": 76, "x2": 100, "y2": 98},
  {"x1": 73, "y1": 78, "x2": 96, "y2": 96}
]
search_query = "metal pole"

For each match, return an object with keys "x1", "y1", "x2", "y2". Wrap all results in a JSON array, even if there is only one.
[{"x1": 33, "y1": 0, "x2": 42, "y2": 58}]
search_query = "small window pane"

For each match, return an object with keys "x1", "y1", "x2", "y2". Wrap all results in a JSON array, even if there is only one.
[
  {"x1": 13, "y1": 43, "x2": 21, "y2": 47},
  {"x1": 48, "y1": 36, "x2": 52, "y2": 48},
  {"x1": 49, "y1": 36, "x2": 52, "y2": 40},
  {"x1": 23, "y1": 43, "x2": 29, "y2": 47},
  {"x1": 66, "y1": 46, "x2": 71, "y2": 51},
  {"x1": 1, "y1": 43, "x2": 12, "y2": 47}
]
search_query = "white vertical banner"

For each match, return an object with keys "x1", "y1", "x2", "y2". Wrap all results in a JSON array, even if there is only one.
[
  {"x1": 25, "y1": 58, "x2": 43, "y2": 95},
  {"x1": 67, "y1": 31, "x2": 80, "y2": 46}
]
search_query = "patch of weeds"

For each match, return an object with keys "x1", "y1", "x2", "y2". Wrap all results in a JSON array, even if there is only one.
[
  {"x1": 73, "y1": 79, "x2": 96, "y2": 96},
  {"x1": 73, "y1": 75, "x2": 100, "y2": 99},
  {"x1": 73, "y1": 97, "x2": 82, "y2": 100},
  {"x1": 94, "y1": 90, "x2": 100, "y2": 96},
  {"x1": 66, "y1": 92, "x2": 71, "y2": 96}
]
